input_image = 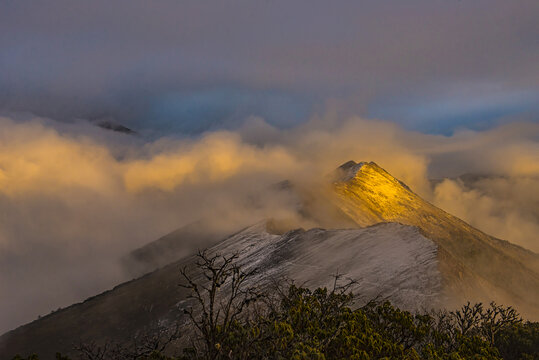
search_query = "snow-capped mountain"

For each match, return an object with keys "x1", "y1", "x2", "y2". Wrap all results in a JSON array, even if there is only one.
[{"x1": 1, "y1": 161, "x2": 538, "y2": 358}]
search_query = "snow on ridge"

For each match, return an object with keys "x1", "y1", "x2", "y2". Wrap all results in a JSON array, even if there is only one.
[
  {"x1": 211, "y1": 221, "x2": 442, "y2": 311},
  {"x1": 335, "y1": 160, "x2": 368, "y2": 182}
]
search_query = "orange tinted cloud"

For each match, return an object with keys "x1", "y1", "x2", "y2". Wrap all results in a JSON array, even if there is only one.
[
  {"x1": 123, "y1": 132, "x2": 295, "y2": 192},
  {"x1": 0, "y1": 118, "x2": 120, "y2": 196},
  {"x1": 1, "y1": 114, "x2": 539, "y2": 334}
]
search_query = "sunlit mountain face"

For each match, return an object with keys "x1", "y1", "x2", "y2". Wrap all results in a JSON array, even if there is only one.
[{"x1": 332, "y1": 162, "x2": 539, "y2": 314}]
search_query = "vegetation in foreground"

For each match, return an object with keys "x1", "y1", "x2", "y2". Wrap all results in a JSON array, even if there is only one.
[{"x1": 13, "y1": 251, "x2": 539, "y2": 360}]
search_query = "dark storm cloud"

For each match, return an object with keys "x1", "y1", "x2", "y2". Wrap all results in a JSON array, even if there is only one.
[{"x1": 1, "y1": 0, "x2": 538, "y2": 133}]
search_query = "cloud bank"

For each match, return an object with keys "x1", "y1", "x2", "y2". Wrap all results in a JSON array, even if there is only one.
[{"x1": 1, "y1": 114, "x2": 538, "y2": 334}]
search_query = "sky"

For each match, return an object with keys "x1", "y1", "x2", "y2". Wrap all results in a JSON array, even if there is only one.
[
  {"x1": 0, "y1": 0, "x2": 538, "y2": 334},
  {"x1": 1, "y1": 0, "x2": 538, "y2": 134}
]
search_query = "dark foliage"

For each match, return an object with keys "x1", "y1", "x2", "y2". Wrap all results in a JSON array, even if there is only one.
[{"x1": 12, "y1": 251, "x2": 538, "y2": 360}]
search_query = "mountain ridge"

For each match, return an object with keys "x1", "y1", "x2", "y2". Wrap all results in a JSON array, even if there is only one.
[
  {"x1": 332, "y1": 161, "x2": 539, "y2": 315},
  {"x1": 2, "y1": 160, "x2": 538, "y2": 358},
  {"x1": 0, "y1": 222, "x2": 442, "y2": 358}
]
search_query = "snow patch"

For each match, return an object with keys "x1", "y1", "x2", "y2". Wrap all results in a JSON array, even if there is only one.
[{"x1": 210, "y1": 222, "x2": 442, "y2": 311}]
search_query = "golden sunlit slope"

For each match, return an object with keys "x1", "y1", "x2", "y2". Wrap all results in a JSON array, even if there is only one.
[{"x1": 332, "y1": 161, "x2": 539, "y2": 317}]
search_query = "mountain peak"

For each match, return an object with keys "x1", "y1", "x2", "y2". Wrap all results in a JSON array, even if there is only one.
[
  {"x1": 333, "y1": 161, "x2": 416, "y2": 225},
  {"x1": 338, "y1": 160, "x2": 361, "y2": 170},
  {"x1": 332, "y1": 161, "x2": 539, "y2": 318},
  {"x1": 335, "y1": 161, "x2": 411, "y2": 189},
  {"x1": 336, "y1": 160, "x2": 370, "y2": 181}
]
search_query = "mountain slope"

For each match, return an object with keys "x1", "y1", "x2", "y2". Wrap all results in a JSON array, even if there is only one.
[
  {"x1": 332, "y1": 161, "x2": 539, "y2": 316},
  {"x1": 122, "y1": 220, "x2": 237, "y2": 277},
  {"x1": 2, "y1": 160, "x2": 538, "y2": 358},
  {"x1": 1, "y1": 222, "x2": 440, "y2": 359}
]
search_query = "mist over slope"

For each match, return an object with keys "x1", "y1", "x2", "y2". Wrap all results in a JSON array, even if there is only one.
[
  {"x1": 2, "y1": 115, "x2": 539, "y2": 335},
  {"x1": 2, "y1": 161, "x2": 538, "y2": 359},
  {"x1": 332, "y1": 161, "x2": 539, "y2": 315}
]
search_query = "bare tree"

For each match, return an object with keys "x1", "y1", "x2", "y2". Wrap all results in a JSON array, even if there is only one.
[
  {"x1": 450, "y1": 302, "x2": 484, "y2": 337},
  {"x1": 74, "y1": 341, "x2": 110, "y2": 360},
  {"x1": 180, "y1": 250, "x2": 260, "y2": 359},
  {"x1": 445, "y1": 301, "x2": 522, "y2": 346},
  {"x1": 479, "y1": 302, "x2": 521, "y2": 346},
  {"x1": 75, "y1": 321, "x2": 180, "y2": 360}
]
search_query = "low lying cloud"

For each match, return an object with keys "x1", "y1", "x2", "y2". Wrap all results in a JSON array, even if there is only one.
[
  {"x1": 1, "y1": 115, "x2": 538, "y2": 333},
  {"x1": 123, "y1": 132, "x2": 296, "y2": 192},
  {"x1": 433, "y1": 176, "x2": 539, "y2": 253},
  {"x1": 0, "y1": 119, "x2": 120, "y2": 196}
]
